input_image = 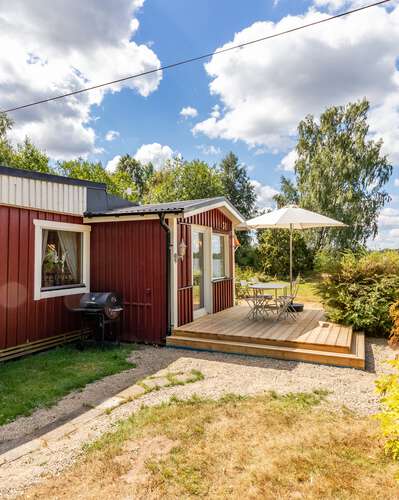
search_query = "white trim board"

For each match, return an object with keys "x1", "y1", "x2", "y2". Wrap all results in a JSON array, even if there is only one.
[
  {"x1": 83, "y1": 214, "x2": 178, "y2": 224},
  {"x1": 33, "y1": 219, "x2": 91, "y2": 300},
  {"x1": 191, "y1": 224, "x2": 212, "y2": 319},
  {"x1": 183, "y1": 200, "x2": 244, "y2": 226}
]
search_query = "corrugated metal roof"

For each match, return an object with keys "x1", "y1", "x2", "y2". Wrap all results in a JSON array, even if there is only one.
[{"x1": 85, "y1": 197, "x2": 231, "y2": 216}]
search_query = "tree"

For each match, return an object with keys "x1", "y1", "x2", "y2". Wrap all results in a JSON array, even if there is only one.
[
  {"x1": 219, "y1": 152, "x2": 256, "y2": 218},
  {"x1": 273, "y1": 176, "x2": 299, "y2": 208},
  {"x1": 0, "y1": 112, "x2": 51, "y2": 173},
  {"x1": 11, "y1": 138, "x2": 50, "y2": 173},
  {"x1": 116, "y1": 154, "x2": 154, "y2": 199},
  {"x1": 281, "y1": 99, "x2": 392, "y2": 251},
  {"x1": 146, "y1": 158, "x2": 224, "y2": 203},
  {"x1": 258, "y1": 228, "x2": 314, "y2": 278},
  {"x1": 218, "y1": 152, "x2": 258, "y2": 267},
  {"x1": 57, "y1": 159, "x2": 138, "y2": 202}
]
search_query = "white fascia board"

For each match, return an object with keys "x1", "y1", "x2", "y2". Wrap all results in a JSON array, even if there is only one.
[
  {"x1": 183, "y1": 200, "x2": 244, "y2": 225},
  {"x1": 83, "y1": 214, "x2": 179, "y2": 224}
]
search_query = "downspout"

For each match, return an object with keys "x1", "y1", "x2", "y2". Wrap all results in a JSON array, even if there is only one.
[{"x1": 159, "y1": 213, "x2": 172, "y2": 337}]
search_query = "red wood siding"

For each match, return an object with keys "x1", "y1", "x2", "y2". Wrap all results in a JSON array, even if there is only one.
[
  {"x1": 178, "y1": 287, "x2": 193, "y2": 326},
  {"x1": 177, "y1": 208, "x2": 234, "y2": 326},
  {"x1": 0, "y1": 206, "x2": 82, "y2": 350},
  {"x1": 213, "y1": 278, "x2": 234, "y2": 313},
  {"x1": 184, "y1": 208, "x2": 232, "y2": 233},
  {"x1": 90, "y1": 220, "x2": 167, "y2": 344}
]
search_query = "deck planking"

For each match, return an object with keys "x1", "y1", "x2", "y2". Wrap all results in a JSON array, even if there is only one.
[{"x1": 168, "y1": 305, "x2": 365, "y2": 368}]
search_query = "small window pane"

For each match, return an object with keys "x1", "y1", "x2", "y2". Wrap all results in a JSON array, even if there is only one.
[
  {"x1": 212, "y1": 234, "x2": 226, "y2": 279},
  {"x1": 41, "y1": 230, "x2": 83, "y2": 289}
]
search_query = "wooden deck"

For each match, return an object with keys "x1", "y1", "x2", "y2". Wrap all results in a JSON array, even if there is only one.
[{"x1": 167, "y1": 306, "x2": 365, "y2": 369}]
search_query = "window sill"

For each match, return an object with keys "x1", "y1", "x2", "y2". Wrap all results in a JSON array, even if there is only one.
[{"x1": 35, "y1": 284, "x2": 89, "y2": 301}]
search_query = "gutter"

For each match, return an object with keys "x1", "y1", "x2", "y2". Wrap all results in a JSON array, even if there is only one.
[{"x1": 158, "y1": 213, "x2": 172, "y2": 338}]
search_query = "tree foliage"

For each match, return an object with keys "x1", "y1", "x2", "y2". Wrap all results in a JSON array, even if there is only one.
[
  {"x1": 276, "y1": 99, "x2": 392, "y2": 251},
  {"x1": 0, "y1": 113, "x2": 50, "y2": 172},
  {"x1": 219, "y1": 152, "x2": 256, "y2": 218},
  {"x1": 146, "y1": 158, "x2": 224, "y2": 203},
  {"x1": 257, "y1": 228, "x2": 314, "y2": 278},
  {"x1": 57, "y1": 159, "x2": 139, "y2": 202},
  {"x1": 116, "y1": 154, "x2": 154, "y2": 199}
]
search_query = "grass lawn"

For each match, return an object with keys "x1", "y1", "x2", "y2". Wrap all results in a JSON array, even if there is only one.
[
  {"x1": 0, "y1": 344, "x2": 136, "y2": 425},
  {"x1": 296, "y1": 277, "x2": 321, "y2": 303},
  {"x1": 272, "y1": 276, "x2": 322, "y2": 303},
  {"x1": 24, "y1": 392, "x2": 399, "y2": 499}
]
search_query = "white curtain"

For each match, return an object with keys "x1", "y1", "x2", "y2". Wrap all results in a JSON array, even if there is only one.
[
  {"x1": 42, "y1": 229, "x2": 48, "y2": 264},
  {"x1": 58, "y1": 231, "x2": 79, "y2": 282}
]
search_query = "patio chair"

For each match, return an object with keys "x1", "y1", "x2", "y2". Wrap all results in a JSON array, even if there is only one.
[
  {"x1": 238, "y1": 280, "x2": 258, "y2": 319},
  {"x1": 276, "y1": 277, "x2": 300, "y2": 320}
]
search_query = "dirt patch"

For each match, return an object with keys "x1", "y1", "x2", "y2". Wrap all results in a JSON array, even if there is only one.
[
  {"x1": 116, "y1": 436, "x2": 178, "y2": 487},
  {"x1": 18, "y1": 394, "x2": 399, "y2": 500}
]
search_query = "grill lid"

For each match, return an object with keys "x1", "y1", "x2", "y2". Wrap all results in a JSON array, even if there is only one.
[{"x1": 79, "y1": 292, "x2": 123, "y2": 319}]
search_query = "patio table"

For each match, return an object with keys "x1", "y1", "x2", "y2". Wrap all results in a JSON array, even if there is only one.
[{"x1": 249, "y1": 282, "x2": 288, "y2": 319}]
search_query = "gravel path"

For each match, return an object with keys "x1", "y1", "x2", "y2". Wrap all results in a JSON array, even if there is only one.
[
  {"x1": 0, "y1": 337, "x2": 394, "y2": 455},
  {"x1": 0, "y1": 337, "x2": 396, "y2": 498}
]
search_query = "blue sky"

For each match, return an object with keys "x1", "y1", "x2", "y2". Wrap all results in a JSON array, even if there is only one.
[{"x1": 1, "y1": 0, "x2": 398, "y2": 247}]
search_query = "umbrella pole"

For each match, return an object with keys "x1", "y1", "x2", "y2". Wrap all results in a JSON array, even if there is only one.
[{"x1": 289, "y1": 224, "x2": 293, "y2": 295}]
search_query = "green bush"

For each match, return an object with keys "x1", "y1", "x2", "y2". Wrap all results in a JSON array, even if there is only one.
[
  {"x1": 234, "y1": 265, "x2": 266, "y2": 283},
  {"x1": 314, "y1": 249, "x2": 341, "y2": 275},
  {"x1": 317, "y1": 250, "x2": 399, "y2": 337},
  {"x1": 376, "y1": 360, "x2": 399, "y2": 466}
]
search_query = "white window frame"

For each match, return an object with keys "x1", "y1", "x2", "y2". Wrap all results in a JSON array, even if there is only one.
[
  {"x1": 191, "y1": 224, "x2": 212, "y2": 319},
  {"x1": 33, "y1": 219, "x2": 91, "y2": 300},
  {"x1": 211, "y1": 232, "x2": 230, "y2": 280}
]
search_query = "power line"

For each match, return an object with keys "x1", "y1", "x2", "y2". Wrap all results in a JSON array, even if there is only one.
[{"x1": 1, "y1": 0, "x2": 391, "y2": 114}]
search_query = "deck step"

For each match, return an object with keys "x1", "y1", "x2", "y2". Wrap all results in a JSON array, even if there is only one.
[
  {"x1": 166, "y1": 330, "x2": 365, "y2": 369},
  {"x1": 172, "y1": 323, "x2": 353, "y2": 354}
]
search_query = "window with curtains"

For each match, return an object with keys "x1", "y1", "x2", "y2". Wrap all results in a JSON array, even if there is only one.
[
  {"x1": 41, "y1": 230, "x2": 82, "y2": 289},
  {"x1": 212, "y1": 234, "x2": 227, "y2": 279},
  {"x1": 34, "y1": 219, "x2": 90, "y2": 300}
]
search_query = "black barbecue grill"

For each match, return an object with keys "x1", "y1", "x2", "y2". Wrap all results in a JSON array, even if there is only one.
[{"x1": 72, "y1": 292, "x2": 123, "y2": 345}]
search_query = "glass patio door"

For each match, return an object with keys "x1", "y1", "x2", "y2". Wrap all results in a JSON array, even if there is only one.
[{"x1": 192, "y1": 230, "x2": 205, "y2": 315}]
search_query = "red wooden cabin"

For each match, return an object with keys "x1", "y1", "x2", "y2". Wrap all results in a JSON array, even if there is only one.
[{"x1": 0, "y1": 166, "x2": 244, "y2": 359}]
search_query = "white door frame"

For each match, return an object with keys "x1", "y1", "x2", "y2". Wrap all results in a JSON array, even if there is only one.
[{"x1": 191, "y1": 224, "x2": 212, "y2": 319}]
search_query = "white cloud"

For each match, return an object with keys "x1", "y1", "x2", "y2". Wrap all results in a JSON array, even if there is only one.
[
  {"x1": 0, "y1": 0, "x2": 161, "y2": 159},
  {"x1": 394, "y1": 178, "x2": 399, "y2": 187},
  {"x1": 251, "y1": 180, "x2": 279, "y2": 208},
  {"x1": 378, "y1": 207, "x2": 399, "y2": 228},
  {"x1": 367, "y1": 205, "x2": 399, "y2": 249},
  {"x1": 313, "y1": 0, "x2": 348, "y2": 12},
  {"x1": 193, "y1": 4, "x2": 399, "y2": 163},
  {"x1": 105, "y1": 130, "x2": 120, "y2": 141},
  {"x1": 106, "y1": 155, "x2": 121, "y2": 173},
  {"x1": 368, "y1": 227, "x2": 399, "y2": 249},
  {"x1": 196, "y1": 144, "x2": 222, "y2": 155},
  {"x1": 278, "y1": 150, "x2": 297, "y2": 172},
  {"x1": 134, "y1": 143, "x2": 174, "y2": 169},
  {"x1": 180, "y1": 106, "x2": 198, "y2": 119}
]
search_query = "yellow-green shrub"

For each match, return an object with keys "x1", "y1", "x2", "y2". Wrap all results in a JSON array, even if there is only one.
[
  {"x1": 376, "y1": 360, "x2": 399, "y2": 463},
  {"x1": 389, "y1": 301, "x2": 399, "y2": 347}
]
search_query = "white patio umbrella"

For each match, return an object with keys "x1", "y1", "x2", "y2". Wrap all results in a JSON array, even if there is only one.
[{"x1": 237, "y1": 205, "x2": 346, "y2": 294}]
